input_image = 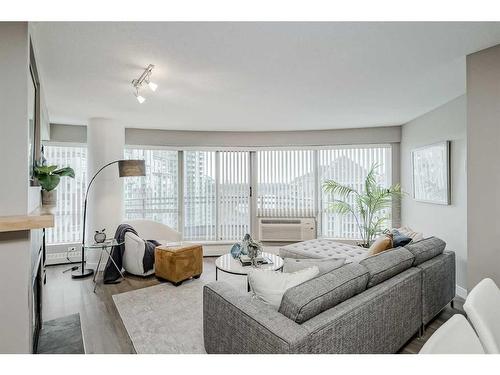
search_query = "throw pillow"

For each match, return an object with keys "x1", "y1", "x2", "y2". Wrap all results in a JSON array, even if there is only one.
[
  {"x1": 397, "y1": 226, "x2": 424, "y2": 242},
  {"x1": 367, "y1": 233, "x2": 393, "y2": 256},
  {"x1": 391, "y1": 229, "x2": 413, "y2": 247},
  {"x1": 283, "y1": 257, "x2": 345, "y2": 276},
  {"x1": 248, "y1": 266, "x2": 319, "y2": 309}
]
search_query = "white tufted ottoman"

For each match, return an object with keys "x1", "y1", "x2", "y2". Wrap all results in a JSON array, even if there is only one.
[{"x1": 279, "y1": 239, "x2": 368, "y2": 263}]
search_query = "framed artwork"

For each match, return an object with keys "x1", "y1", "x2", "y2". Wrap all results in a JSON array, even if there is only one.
[
  {"x1": 412, "y1": 141, "x2": 450, "y2": 205},
  {"x1": 28, "y1": 67, "x2": 37, "y2": 183},
  {"x1": 28, "y1": 40, "x2": 41, "y2": 185}
]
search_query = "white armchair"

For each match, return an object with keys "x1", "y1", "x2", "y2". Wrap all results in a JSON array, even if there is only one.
[
  {"x1": 121, "y1": 219, "x2": 181, "y2": 276},
  {"x1": 463, "y1": 278, "x2": 500, "y2": 354},
  {"x1": 419, "y1": 314, "x2": 484, "y2": 354}
]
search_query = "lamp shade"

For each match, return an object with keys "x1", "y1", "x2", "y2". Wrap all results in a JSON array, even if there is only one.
[{"x1": 118, "y1": 159, "x2": 146, "y2": 177}]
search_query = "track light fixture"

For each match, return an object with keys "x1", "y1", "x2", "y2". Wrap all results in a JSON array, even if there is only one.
[{"x1": 131, "y1": 64, "x2": 158, "y2": 103}]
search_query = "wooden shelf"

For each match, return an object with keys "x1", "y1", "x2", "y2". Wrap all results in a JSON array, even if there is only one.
[{"x1": 0, "y1": 206, "x2": 55, "y2": 233}]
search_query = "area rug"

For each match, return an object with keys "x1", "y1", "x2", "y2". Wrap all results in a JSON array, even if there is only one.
[
  {"x1": 37, "y1": 313, "x2": 85, "y2": 354},
  {"x1": 113, "y1": 272, "x2": 248, "y2": 354}
]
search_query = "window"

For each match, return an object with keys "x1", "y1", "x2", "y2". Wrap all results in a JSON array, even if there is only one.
[
  {"x1": 318, "y1": 146, "x2": 392, "y2": 239},
  {"x1": 218, "y1": 151, "x2": 250, "y2": 241},
  {"x1": 256, "y1": 150, "x2": 315, "y2": 218},
  {"x1": 46, "y1": 143, "x2": 392, "y2": 246},
  {"x1": 124, "y1": 148, "x2": 179, "y2": 230},
  {"x1": 43, "y1": 144, "x2": 87, "y2": 244},
  {"x1": 184, "y1": 151, "x2": 216, "y2": 240}
]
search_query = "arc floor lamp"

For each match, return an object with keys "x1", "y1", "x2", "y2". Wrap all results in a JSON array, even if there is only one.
[{"x1": 72, "y1": 159, "x2": 146, "y2": 279}]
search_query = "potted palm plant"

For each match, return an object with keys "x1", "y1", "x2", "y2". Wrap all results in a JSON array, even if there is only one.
[
  {"x1": 323, "y1": 163, "x2": 403, "y2": 248},
  {"x1": 33, "y1": 161, "x2": 75, "y2": 206}
]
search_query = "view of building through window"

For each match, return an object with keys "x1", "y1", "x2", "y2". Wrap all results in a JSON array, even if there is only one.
[
  {"x1": 183, "y1": 151, "x2": 217, "y2": 240},
  {"x1": 124, "y1": 148, "x2": 179, "y2": 229},
  {"x1": 44, "y1": 144, "x2": 392, "y2": 244}
]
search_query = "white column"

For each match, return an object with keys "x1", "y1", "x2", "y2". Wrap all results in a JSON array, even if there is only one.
[{"x1": 86, "y1": 118, "x2": 125, "y2": 244}]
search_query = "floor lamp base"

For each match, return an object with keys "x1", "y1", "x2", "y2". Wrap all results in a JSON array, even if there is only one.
[{"x1": 71, "y1": 267, "x2": 94, "y2": 279}]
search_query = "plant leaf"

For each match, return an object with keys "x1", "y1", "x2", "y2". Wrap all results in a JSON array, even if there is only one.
[
  {"x1": 34, "y1": 164, "x2": 58, "y2": 175},
  {"x1": 323, "y1": 180, "x2": 356, "y2": 199},
  {"x1": 53, "y1": 167, "x2": 75, "y2": 178},
  {"x1": 37, "y1": 174, "x2": 60, "y2": 191}
]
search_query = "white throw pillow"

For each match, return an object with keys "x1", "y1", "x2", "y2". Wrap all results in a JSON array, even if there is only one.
[
  {"x1": 248, "y1": 266, "x2": 319, "y2": 309},
  {"x1": 283, "y1": 257, "x2": 345, "y2": 276},
  {"x1": 397, "y1": 226, "x2": 424, "y2": 242}
]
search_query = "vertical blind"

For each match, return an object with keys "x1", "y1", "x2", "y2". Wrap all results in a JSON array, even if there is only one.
[
  {"x1": 43, "y1": 145, "x2": 87, "y2": 244},
  {"x1": 256, "y1": 150, "x2": 315, "y2": 217},
  {"x1": 124, "y1": 148, "x2": 179, "y2": 230},
  {"x1": 184, "y1": 151, "x2": 217, "y2": 241},
  {"x1": 218, "y1": 151, "x2": 250, "y2": 241},
  {"x1": 319, "y1": 146, "x2": 392, "y2": 239}
]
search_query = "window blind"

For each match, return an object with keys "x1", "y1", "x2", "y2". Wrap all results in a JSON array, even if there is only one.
[
  {"x1": 318, "y1": 146, "x2": 392, "y2": 239},
  {"x1": 256, "y1": 150, "x2": 315, "y2": 218},
  {"x1": 43, "y1": 145, "x2": 87, "y2": 244},
  {"x1": 218, "y1": 151, "x2": 250, "y2": 240}
]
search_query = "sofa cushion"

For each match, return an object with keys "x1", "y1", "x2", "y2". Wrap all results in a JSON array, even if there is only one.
[
  {"x1": 404, "y1": 237, "x2": 446, "y2": 266},
  {"x1": 248, "y1": 266, "x2": 320, "y2": 309},
  {"x1": 359, "y1": 247, "x2": 415, "y2": 288},
  {"x1": 283, "y1": 257, "x2": 345, "y2": 276},
  {"x1": 279, "y1": 239, "x2": 368, "y2": 263},
  {"x1": 278, "y1": 263, "x2": 369, "y2": 324}
]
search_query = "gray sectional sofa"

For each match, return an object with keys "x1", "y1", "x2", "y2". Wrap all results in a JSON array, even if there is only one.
[{"x1": 203, "y1": 237, "x2": 455, "y2": 354}]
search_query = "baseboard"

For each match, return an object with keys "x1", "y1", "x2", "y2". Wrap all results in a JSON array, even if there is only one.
[{"x1": 456, "y1": 285, "x2": 468, "y2": 299}]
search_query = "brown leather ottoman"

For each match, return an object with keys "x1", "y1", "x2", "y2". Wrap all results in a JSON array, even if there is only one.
[{"x1": 155, "y1": 243, "x2": 203, "y2": 286}]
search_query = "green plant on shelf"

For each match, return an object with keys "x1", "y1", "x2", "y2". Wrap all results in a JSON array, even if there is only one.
[{"x1": 33, "y1": 161, "x2": 75, "y2": 191}]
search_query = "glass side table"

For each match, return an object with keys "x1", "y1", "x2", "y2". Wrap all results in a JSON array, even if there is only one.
[{"x1": 85, "y1": 239, "x2": 125, "y2": 292}]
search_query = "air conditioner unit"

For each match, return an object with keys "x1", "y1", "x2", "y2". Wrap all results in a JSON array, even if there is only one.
[{"x1": 258, "y1": 218, "x2": 316, "y2": 242}]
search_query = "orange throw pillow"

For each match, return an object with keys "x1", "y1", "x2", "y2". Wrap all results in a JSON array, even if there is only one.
[{"x1": 367, "y1": 234, "x2": 394, "y2": 256}]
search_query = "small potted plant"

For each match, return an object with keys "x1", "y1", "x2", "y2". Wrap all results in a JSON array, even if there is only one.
[{"x1": 33, "y1": 161, "x2": 75, "y2": 206}]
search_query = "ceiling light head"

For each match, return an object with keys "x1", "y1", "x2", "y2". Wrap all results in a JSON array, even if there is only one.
[
  {"x1": 133, "y1": 86, "x2": 146, "y2": 104},
  {"x1": 131, "y1": 64, "x2": 158, "y2": 101},
  {"x1": 147, "y1": 80, "x2": 158, "y2": 92},
  {"x1": 136, "y1": 94, "x2": 146, "y2": 104}
]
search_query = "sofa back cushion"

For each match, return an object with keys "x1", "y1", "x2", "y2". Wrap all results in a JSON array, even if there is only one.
[
  {"x1": 359, "y1": 247, "x2": 415, "y2": 288},
  {"x1": 278, "y1": 263, "x2": 369, "y2": 324},
  {"x1": 404, "y1": 236, "x2": 446, "y2": 266}
]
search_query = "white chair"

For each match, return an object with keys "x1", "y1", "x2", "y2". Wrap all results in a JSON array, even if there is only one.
[
  {"x1": 463, "y1": 278, "x2": 500, "y2": 354},
  {"x1": 419, "y1": 314, "x2": 484, "y2": 354},
  {"x1": 121, "y1": 219, "x2": 181, "y2": 276}
]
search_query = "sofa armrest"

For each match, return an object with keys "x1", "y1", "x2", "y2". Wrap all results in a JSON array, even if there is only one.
[
  {"x1": 203, "y1": 282, "x2": 309, "y2": 353},
  {"x1": 416, "y1": 251, "x2": 456, "y2": 325}
]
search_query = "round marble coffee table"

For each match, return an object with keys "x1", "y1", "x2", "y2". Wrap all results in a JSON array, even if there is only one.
[{"x1": 215, "y1": 252, "x2": 284, "y2": 292}]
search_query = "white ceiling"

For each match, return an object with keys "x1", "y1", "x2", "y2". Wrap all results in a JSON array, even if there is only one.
[{"x1": 33, "y1": 22, "x2": 500, "y2": 131}]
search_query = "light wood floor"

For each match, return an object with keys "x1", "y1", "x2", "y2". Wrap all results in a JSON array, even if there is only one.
[{"x1": 42, "y1": 258, "x2": 464, "y2": 354}]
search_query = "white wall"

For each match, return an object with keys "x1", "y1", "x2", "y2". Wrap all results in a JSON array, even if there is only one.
[
  {"x1": 466, "y1": 44, "x2": 500, "y2": 290},
  {"x1": 400, "y1": 95, "x2": 467, "y2": 294},
  {"x1": 126, "y1": 126, "x2": 401, "y2": 148},
  {"x1": 0, "y1": 22, "x2": 32, "y2": 353}
]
